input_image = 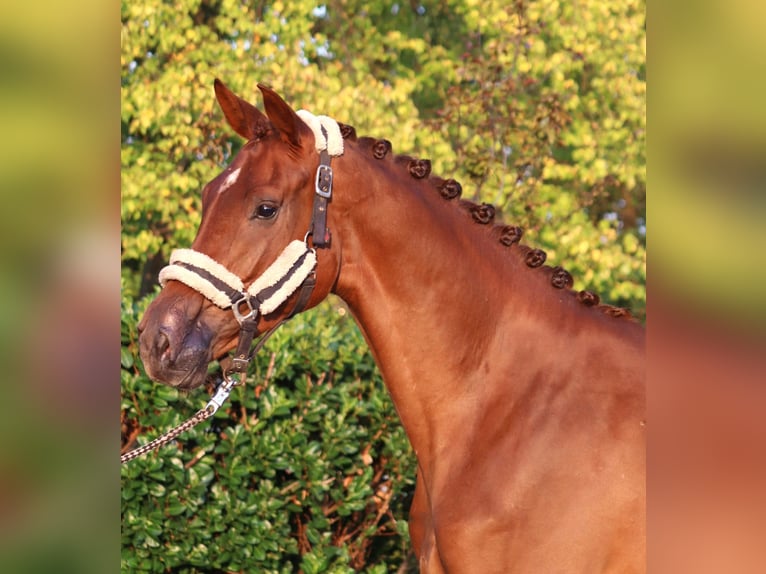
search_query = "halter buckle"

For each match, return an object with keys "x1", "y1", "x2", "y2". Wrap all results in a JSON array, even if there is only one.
[
  {"x1": 314, "y1": 164, "x2": 333, "y2": 198},
  {"x1": 230, "y1": 356, "x2": 251, "y2": 372},
  {"x1": 231, "y1": 292, "x2": 258, "y2": 324}
]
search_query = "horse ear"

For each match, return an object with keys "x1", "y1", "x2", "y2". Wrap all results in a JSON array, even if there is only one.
[
  {"x1": 213, "y1": 78, "x2": 268, "y2": 140},
  {"x1": 257, "y1": 83, "x2": 304, "y2": 148}
]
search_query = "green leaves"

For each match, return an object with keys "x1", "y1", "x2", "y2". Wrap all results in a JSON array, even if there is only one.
[
  {"x1": 121, "y1": 297, "x2": 415, "y2": 571},
  {"x1": 433, "y1": 0, "x2": 646, "y2": 319},
  {"x1": 122, "y1": 0, "x2": 644, "y2": 569}
]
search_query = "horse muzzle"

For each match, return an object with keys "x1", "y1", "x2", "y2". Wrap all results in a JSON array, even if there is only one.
[{"x1": 138, "y1": 300, "x2": 215, "y2": 390}]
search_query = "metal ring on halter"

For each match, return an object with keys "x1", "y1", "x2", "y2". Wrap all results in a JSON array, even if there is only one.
[
  {"x1": 231, "y1": 292, "x2": 257, "y2": 324},
  {"x1": 303, "y1": 231, "x2": 320, "y2": 255},
  {"x1": 221, "y1": 369, "x2": 245, "y2": 386}
]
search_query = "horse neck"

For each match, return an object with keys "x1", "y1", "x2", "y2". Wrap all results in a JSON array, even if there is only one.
[{"x1": 330, "y1": 151, "x2": 535, "y2": 466}]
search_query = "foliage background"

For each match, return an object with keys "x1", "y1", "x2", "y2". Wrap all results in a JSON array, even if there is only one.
[{"x1": 121, "y1": 0, "x2": 645, "y2": 571}]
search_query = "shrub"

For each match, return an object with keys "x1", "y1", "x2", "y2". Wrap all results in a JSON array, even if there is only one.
[{"x1": 121, "y1": 294, "x2": 417, "y2": 573}]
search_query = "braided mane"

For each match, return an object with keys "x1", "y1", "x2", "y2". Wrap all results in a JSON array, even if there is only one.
[{"x1": 338, "y1": 122, "x2": 633, "y2": 320}]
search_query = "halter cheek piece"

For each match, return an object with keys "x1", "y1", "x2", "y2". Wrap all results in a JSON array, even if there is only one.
[
  {"x1": 157, "y1": 111, "x2": 343, "y2": 379},
  {"x1": 297, "y1": 109, "x2": 344, "y2": 247}
]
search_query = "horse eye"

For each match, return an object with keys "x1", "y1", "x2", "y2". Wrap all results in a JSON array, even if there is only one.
[{"x1": 254, "y1": 203, "x2": 278, "y2": 220}]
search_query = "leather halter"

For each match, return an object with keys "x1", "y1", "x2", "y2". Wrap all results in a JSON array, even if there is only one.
[
  {"x1": 158, "y1": 111, "x2": 342, "y2": 378},
  {"x1": 310, "y1": 146, "x2": 333, "y2": 246},
  {"x1": 298, "y1": 108, "x2": 343, "y2": 247}
]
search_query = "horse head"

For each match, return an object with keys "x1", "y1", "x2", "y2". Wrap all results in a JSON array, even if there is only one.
[{"x1": 138, "y1": 80, "x2": 341, "y2": 389}]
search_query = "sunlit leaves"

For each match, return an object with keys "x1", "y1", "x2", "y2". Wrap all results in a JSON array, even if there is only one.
[
  {"x1": 122, "y1": 0, "x2": 645, "y2": 569},
  {"x1": 434, "y1": 0, "x2": 645, "y2": 318}
]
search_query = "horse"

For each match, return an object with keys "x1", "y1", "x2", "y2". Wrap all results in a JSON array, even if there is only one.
[{"x1": 137, "y1": 80, "x2": 645, "y2": 573}]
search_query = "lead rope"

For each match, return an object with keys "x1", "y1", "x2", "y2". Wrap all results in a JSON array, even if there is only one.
[
  {"x1": 120, "y1": 322, "x2": 282, "y2": 464},
  {"x1": 120, "y1": 406, "x2": 214, "y2": 464}
]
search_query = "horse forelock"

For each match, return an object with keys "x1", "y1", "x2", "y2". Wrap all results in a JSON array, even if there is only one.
[{"x1": 335, "y1": 122, "x2": 635, "y2": 321}]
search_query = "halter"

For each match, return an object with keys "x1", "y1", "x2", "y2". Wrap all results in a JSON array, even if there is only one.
[
  {"x1": 158, "y1": 111, "x2": 343, "y2": 379},
  {"x1": 123, "y1": 111, "x2": 344, "y2": 463}
]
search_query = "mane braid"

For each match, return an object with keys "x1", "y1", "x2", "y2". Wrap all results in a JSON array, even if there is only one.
[{"x1": 343, "y1": 126, "x2": 635, "y2": 320}]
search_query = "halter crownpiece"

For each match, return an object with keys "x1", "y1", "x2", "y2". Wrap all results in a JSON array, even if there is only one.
[
  {"x1": 296, "y1": 110, "x2": 344, "y2": 156},
  {"x1": 296, "y1": 110, "x2": 343, "y2": 247}
]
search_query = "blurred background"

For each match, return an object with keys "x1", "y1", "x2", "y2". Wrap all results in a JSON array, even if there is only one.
[
  {"x1": 651, "y1": 1, "x2": 766, "y2": 572},
  {"x1": 0, "y1": 2, "x2": 116, "y2": 574}
]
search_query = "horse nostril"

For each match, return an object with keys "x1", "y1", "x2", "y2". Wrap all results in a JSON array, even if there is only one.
[{"x1": 156, "y1": 330, "x2": 171, "y2": 359}]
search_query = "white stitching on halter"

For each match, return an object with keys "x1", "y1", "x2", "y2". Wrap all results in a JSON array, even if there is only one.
[{"x1": 296, "y1": 110, "x2": 344, "y2": 157}]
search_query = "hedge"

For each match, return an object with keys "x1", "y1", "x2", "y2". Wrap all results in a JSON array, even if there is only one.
[{"x1": 121, "y1": 292, "x2": 418, "y2": 573}]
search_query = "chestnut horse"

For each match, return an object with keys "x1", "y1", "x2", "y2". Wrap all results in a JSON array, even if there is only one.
[{"x1": 138, "y1": 80, "x2": 645, "y2": 572}]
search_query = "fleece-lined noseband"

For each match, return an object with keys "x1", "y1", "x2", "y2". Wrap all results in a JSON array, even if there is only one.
[
  {"x1": 157, "y1": 110, "x2": 343, "y2": 375},
  {"x1": 159, "y1": 240, "x2": 318, "y2": 319}
]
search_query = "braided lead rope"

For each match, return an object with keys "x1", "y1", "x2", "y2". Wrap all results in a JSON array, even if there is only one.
[
  {"x1": 120, "y1": 375, "x2": 239, "y2": 464},
  {"x1": 120, "y1": 408, "x2": 212, "y2": 464}
]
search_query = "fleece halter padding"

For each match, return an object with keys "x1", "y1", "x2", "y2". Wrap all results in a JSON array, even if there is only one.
[
  {"x1": 158, "y1": 109, "x2": 341, "y2": 323},
  {"x1": 296, "y1": 110, "x2": 344, "y2": 156},
  {"x1": 159, "y1": 240, "x2": 317, "y2": 319}
]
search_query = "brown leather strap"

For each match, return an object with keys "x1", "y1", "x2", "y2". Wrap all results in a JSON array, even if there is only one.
[
  {"x1": 311, "y1": 148, "x2": 333, "y2": 247},
  {"x1": 175, "y1": 261, "x2": 243, "y2": 305},
  {"x1": 231, "y1": 318, "x2": 259, "y2": 371},
  {"x1": 288, "y1": 271, "x2": 316, "y2": 319},
  {"x1": 229, "y1": 270, "x2": 317, "y2": 374}
]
